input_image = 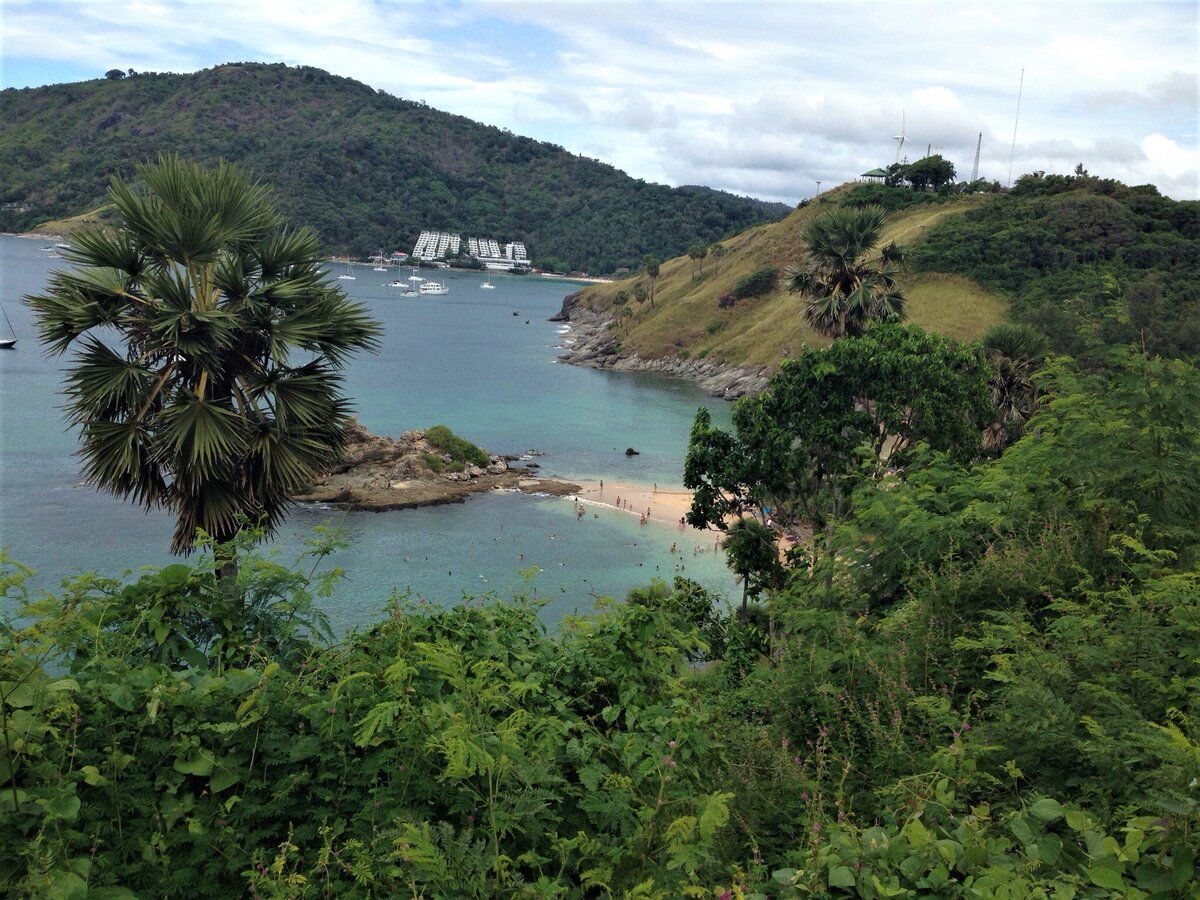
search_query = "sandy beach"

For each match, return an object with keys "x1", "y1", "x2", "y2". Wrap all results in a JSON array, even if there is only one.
[{"x1": 559, "y1": 478, "x2": 723, "y2": 544}]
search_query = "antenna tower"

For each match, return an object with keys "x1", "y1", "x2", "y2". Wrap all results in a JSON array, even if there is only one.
[
  {"x1": 971, "y1": 132, "x2": 982, "y2": 182},
  {"x1": 1007, "y1": 69, "x2": 1024, "y2": 187}
]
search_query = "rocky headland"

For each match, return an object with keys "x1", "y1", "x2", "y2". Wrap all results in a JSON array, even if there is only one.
[
  {"x1": 294, "y1": 421, "x2": 580, "y2": 512},
  {"x1": 551, "y1": 293, "x2": 770, "y2": 400}
]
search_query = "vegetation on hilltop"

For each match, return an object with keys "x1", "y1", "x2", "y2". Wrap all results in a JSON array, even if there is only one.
[
  {"x1": 575, "y1": 175, "x2": 1197, "y2": 374},
  {"x1": 573, "y1": 185, "x2": 1006, "y2": 370},
  {"x1": 913, "y1": 172, "x2": 1200, "y2": 359},
  {"x1": 0, "y1": 63, "x2": 789, "y2": 273}
]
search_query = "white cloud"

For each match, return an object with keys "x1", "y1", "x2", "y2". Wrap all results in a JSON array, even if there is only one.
[{"x1": 1, "y1": 0, "x2": 1196, "y2": 200}]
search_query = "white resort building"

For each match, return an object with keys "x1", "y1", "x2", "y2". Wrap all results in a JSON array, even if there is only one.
[
  {"x1": 412, "y1": 230, "x2": 462, "y2": 261},
  {"x1": 414, "y1": 229, "x2": 530, "y2": 270}
]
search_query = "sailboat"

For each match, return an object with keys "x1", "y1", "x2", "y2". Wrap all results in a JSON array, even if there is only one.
[
  {"x1": 0, "y1": 299, "x2": 17, "y2": 350},
  {"x1": 372, "y1": 248, "x2": 387, "y2": 272},
  {"x1": 338, "y1": 258, "x2": 356, "y2": 281}
]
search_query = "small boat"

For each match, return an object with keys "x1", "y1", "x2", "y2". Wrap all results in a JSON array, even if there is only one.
[
  {"x1": 480, "y1": 282, "x2": 495, "y2": 289},
  {"x1": 372, "y1": 248, "x2": 387, "y2": 272},
  {"x1": 337, "y1": 259, "x2": 356, "y2": 281},
  {"x1": 0, "y1": 299, "x2": 17, "y2": 349},
  {"x1": 419, "y1": 280, "x2": 449, "y2": 296}
]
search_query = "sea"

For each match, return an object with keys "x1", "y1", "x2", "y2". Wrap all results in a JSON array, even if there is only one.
[{"x1": 0, "y1": 236, "x2": 738, "y2": 633}]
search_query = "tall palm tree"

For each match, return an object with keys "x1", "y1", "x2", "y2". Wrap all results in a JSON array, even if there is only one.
[
  {"x1": 980, "y1": 322, "x2": 1049, "y2": 452},
  {"x1": 643, "y1": 256, "x2": 661, "y2": 307},
  {"x1": 26, "y1": 155, "x2": 381, "y2": 555},
  {"x1": 784, "y1": 205, "x2": 906, "y2": 339}
]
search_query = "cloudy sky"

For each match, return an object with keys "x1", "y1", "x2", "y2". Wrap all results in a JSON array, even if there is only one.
[{"x1": 2, "y1": 0, "x2": 1196, "y2": 202}]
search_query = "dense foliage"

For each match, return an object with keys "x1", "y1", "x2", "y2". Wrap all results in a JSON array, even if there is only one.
[
  {"x1": 0, "y1": 63, "x2": 789, "y2": 274},
  {"x1": 911, "y1": 173, "x2": 1200, "y2": 359},
  {"x1": 4, "y1": 348, "x2": 1199, "y2": 896}
]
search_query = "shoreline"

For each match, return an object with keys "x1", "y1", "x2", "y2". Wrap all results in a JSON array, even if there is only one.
[{"x1": 558, "y1": 478, "x2": 721, "y2": 540}]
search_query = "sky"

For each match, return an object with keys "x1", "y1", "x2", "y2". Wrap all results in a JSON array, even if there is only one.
[{"x1": 1, "y1": 0, "x2": 1197, "y2": 203}]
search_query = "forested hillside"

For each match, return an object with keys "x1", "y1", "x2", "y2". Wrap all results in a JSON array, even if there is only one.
[
  {"x1": 0, "y1": 63, "x2": 789, "y2": 273},
  {"x1": 913, "y1": 172, "x2": 1200, "y2": 359}
]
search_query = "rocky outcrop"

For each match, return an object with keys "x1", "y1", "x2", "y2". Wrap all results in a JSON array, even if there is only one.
[
  {"x1": 553, "y1": 299, "x2": 770, "y2": 400},
  {"x1": 294, "y1": 421, "x2": 580, "y2": 512}
]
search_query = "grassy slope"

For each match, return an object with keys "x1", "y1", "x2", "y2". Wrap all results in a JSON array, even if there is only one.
[{"x1": 578, "y1": 185, "x2": 1007, "y2": 371}]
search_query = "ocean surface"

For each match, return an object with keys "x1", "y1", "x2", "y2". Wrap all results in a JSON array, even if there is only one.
[{"x1": 0, "y1": 236, "x2": 737, "y2": 632}]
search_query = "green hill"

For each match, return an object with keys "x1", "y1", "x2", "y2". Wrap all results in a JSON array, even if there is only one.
[
  {"x1": 572, "y1": 185, "x2": 1007, "y2": 371},
  {"x1": 0, "y1": 63, "x2": 789, "y2": 274},
  {"x1": 573, "y1": 176, "x2": 1199, "y2": 371}
]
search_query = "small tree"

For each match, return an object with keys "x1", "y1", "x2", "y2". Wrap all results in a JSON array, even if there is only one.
[{"x1": 723, "y1": 517, "x2": 783, "y2": 621}]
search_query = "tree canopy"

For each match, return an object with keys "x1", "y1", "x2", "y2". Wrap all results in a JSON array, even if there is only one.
[{"x1": 685, "y1": 323, "x2": 992, "y2": 539}]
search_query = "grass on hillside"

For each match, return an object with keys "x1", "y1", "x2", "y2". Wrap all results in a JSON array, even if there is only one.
[{"x1": 580, "y1": 187, "x2": 1005, "y2": 373}]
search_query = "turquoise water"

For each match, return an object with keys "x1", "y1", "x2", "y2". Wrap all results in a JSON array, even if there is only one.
[{"x1": 0, "y1": 238, "x2": 736, "y2": 631}]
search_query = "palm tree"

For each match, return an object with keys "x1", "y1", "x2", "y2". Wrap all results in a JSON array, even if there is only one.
[
  {"x1": 784, "y1": 205, "x2": 906, "y2": 339},
  {"x1": 643, "y1": 256, "x2": 661, "y2": 307},
  {"x1": 26, "y1": 155, "x2": 381, "y2": 556},
  {"x1": 980, "y1": 322, "x2": 1049, "y2": 451},
  {"x1": 710, "y1": 243, "x2": 725, "y2": 276}
]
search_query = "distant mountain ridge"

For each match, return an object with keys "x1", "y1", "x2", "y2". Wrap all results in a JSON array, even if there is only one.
[{"x1": 0, "y1": 62, "x2": 791, "y2": 273}]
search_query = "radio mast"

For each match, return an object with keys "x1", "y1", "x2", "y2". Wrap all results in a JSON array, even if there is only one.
[
  {"x1": 1008, "y1": 69, "x2": 1024, "y2": 187},
  {"x1": 971, "y1": 132, "x2": 982, "y2": 182}
]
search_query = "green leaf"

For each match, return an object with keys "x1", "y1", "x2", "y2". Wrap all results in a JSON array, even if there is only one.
[
  {"x1": 1066, "y1": 809, "x2": 1090, "y2": 831},
  {"x1": 42, "y1": 791, "x2": 81, "y2": 821},
  {"x1": 828, "y1": 865, "x2": 857, "y2": 888},
  {"x1": 1089, "y1": 864, "x2": 1127, "y2": 890},
  {"x1": 174, "y1": 748, "x2": 215, "y2": 776},
  {"x1": 1029, "y1": 797, "x2": 1065, "y2": 822},
  {"x1": 80, "y1": 765, "x2": 107, "y2": 786}
]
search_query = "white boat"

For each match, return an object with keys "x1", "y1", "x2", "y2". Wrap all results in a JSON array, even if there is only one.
[
  {"x1": 337, "y1": 259, "x2": 356, "y2": 281},
  {"x1": 0, "y1": 300, "x2": 17, "y2": 349},
  {"x1": 372, "y1": 248, "x2": 387, "y2": 272},
  {"x1": 386, "y1": 279, "x2": 418, "y2": 295},
  {"x1": 419, "y1": 280, "x2": 449, "y2": 296},
  {"x1": 480, "y1": 282, "x2": 495, "y2": 289}
]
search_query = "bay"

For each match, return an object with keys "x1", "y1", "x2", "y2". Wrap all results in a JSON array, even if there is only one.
[{"x1": 0, "y1": 237, "x2": 737, "y2": 631}]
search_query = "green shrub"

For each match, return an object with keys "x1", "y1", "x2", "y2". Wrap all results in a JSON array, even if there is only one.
[
  {"x1": 420, "y1": 451, "x2": 446, "y2": 473},
  {"x1": 719, "y1": 266, "x2": 778, "y2": 308},
  {"x1": 424, "y1": 424, "x2": 489, "y2": 468}
]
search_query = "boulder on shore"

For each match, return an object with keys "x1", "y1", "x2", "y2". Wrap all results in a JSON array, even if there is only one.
[{"x1": 294, "y1": 421, "x2": 580, "y2": 512}]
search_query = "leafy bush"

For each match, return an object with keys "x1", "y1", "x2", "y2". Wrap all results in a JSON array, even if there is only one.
[{"x1": 424, "y1": 424, "x2": 490, "y2": 468}]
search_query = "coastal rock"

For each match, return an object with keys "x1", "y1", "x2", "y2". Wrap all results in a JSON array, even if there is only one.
[
  {"x1": 294, "y1": 421, "x2": 580, "y2": 512},
  {"x1": 553, "y1": 295, "x2": 769, "y2": 399}
]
